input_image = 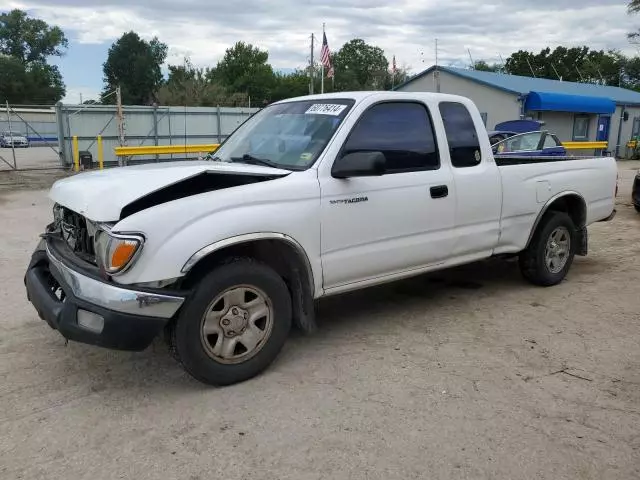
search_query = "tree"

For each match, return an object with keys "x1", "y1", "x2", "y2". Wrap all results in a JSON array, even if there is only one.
[
  {"x1": 0, "y1": 56, "x2": 28, "y2": 103},
  {"x1": 332, "y1": 39, "x2": 388, "y2": 91},
  {"x1": 214, "y1": 42, "x2": 275, "y2": 104},
  {"x1": 0, "y1": 9, "x2": 67, "y2": 64},
  {"x1": 629, "y1": 0, "x2": 640, "y2": 40},
  {"x1": 102, "y1": 31, "x2": 168, "y2": 105},
  {"x1": 269, "y1": 71, "x2": 310, "y2": 101},
  {"x1": 156, "y1": 58, "x2": 247, "y2": 106},
  {"x1": 504, "y1": 46, "x2": 626, "y2": 85},
  {"x1": 0, "y1": 9, "x2": 67, "y2": 104},
  {"x1": 472, "y1": 60, "x2": 500, "y2": 72}
]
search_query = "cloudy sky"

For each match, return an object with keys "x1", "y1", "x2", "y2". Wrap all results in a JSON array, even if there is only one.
[{"x1": 1, "y1": 0, "x2": 639, "y2": 102}]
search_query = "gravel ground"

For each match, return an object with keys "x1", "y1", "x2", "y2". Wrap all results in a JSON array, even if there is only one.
[{"x1": 1, "y1": 162, "x2": 639, "y2": 480}]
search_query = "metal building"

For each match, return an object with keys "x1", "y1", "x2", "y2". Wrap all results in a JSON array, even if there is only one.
[{"x1": 394, "y1": 66, "x2": 640, "y2": 157}]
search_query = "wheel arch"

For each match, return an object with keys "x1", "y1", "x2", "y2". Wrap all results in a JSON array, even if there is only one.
[
  {"x1": 526, "y1": 191, "x2": 587, "y2": 251},
  {"x1": 181, "y1": 233, "x2": 317, "y2": 333}
]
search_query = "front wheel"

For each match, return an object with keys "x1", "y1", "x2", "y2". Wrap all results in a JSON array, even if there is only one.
[
  {"x1": 519, "y1": 211, "x2": 576, "y2": 286},
  {"x1": 171, "y1": 259, "x2": 292, "y2": 386}
]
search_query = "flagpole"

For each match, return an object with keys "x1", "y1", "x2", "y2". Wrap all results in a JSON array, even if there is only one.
[{"x1": 321, "y1": 23, "x2": 325, "y2": 94}]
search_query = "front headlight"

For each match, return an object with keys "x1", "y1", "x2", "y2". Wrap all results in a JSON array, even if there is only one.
[{"x1": 94, "y1": 229, "x2": 144, "y2": 275}]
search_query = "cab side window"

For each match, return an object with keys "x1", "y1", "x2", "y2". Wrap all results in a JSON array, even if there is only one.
[
  {"x1": 341, "y1": 102, "x2": 439, "y2": 173},
  {"x1": 439, "y1": 102, "x2": 482, "y2": 168}
]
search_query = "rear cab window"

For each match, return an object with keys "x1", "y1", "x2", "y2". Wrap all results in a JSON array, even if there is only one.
[{"x1": 439, "y1": 102, "x2": 482, "y2": 168}]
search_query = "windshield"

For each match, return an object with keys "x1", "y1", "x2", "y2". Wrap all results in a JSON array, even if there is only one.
[{"x1": 212, "y1": 99, "x2": 355, "y2": 170}]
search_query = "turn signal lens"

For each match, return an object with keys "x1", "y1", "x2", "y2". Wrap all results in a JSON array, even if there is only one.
[
  {"x1": 95, "y1": 230, "x2": 143, "y2": 275},
  {"x1": 111, "y1": 241, "x2": 138, "y2": 269}
]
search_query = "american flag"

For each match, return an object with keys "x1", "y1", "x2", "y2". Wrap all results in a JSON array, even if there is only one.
[{"x1": 321, "y1": 31, "x2": 334, "y2": 78}]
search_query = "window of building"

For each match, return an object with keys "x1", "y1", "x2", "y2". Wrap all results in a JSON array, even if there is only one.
[
  {"x1": 341, "y1": 102, "x2": 439, "y2": 173},
  {"x1": 573, "y1": 115, "x2": 590, "y2": 140},
  {"x1": 632, "y1": 117, "x2": 640, "y2": 138},
  {"x1": 439, "y1": 102, "x2": 482, "y2": 167}
]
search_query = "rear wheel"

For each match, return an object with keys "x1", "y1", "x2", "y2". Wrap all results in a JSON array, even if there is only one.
[
  {"x1": 171, "y1": 259, "x2": 292, "y2": 386},
  {"x1": 519, "y1": 211, "x2": 576, "y2": 286}
]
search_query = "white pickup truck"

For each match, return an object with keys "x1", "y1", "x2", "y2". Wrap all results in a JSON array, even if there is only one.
[{"x1": 25, "y1": 92, "x2": 618, "y2": 385}]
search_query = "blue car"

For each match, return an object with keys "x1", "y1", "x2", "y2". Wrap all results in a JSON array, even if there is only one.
[
  {"x1": 492, "y1": 130, "x2": 566, "y2": 157},
  {"x1": 488, "y1": 130, "x2": 518, "y2": 145}
]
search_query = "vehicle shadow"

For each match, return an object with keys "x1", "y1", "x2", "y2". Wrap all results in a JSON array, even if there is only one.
[{"x1": 44, "y1": 255, "x2": 608, "y2": 392}]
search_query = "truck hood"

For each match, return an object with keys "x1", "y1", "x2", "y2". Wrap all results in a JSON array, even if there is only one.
[{"x1": 50, "y1": 160, "x2": 291, "y2": 222}]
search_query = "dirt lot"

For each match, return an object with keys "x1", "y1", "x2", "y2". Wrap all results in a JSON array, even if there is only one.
[
  {"x1": 0, "y1": 146, "x2": 62, "y2": 172},
  {"x1": 1, "y1": 162, "x2": 639, "y2": 480}
]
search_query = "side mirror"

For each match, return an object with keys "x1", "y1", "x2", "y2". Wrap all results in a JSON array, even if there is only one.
[{"x1": 331, "y1": 151, "x2": 386, "y2": 179}]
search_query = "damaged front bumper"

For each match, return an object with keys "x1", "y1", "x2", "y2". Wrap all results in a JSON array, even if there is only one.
[{"x1": 24, "y1": 237, "x2": 185, "y2": 351}]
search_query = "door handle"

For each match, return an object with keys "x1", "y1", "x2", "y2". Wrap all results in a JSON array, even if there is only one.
[{"x1": 430, "y1": 185, "x2": 448, "y2": 199}]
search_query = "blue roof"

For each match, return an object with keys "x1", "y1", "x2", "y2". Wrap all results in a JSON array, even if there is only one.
[{"x1": 396, "y1": 66, "x2": 640, "y2": 106}]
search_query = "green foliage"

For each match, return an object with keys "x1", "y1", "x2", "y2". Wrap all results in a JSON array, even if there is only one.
[
  {"x1": 473, "y1": 60, "x2": 500, "y2": 72},
  {"x1": 501, "y1": 46, "x2": 640, "y2": 89},
  {"x1": 102, "y1": 31, "x2": 168, "y2": 105},
  {"x1": 157, "y1": 58, "x2": 249, "y2": 106},
  {"x1": 269, "y1": 71, "x2": 310, "y2": 101},
  {"x1": 332, "y1": 39, "x2": 389, "y2": 90},
  {"x1": 0, "y1": 9, "x2": 67, "y2": 104},
  {"x1": 0, "y1": 55, "x2": 27, "y2": 103},
  {"x1": 0, "y1": 9, "x2": 68, "y2": 64},
  {"x1": 214, "y1": 42, "x2": 275, "y2": 105}
]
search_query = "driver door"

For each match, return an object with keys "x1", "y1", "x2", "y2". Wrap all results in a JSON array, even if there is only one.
[{"x1": 319, "y1": 101, "x2": 456, "y2": 291}]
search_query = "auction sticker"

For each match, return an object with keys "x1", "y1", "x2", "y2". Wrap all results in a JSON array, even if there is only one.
[{"x1": 305, "y1": 104, "x2": 347, "y2": 115}]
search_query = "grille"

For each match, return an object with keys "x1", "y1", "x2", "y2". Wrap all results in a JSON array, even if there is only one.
[{"x1": 53, "y1": 204, "x2": 97, "y2": 264}]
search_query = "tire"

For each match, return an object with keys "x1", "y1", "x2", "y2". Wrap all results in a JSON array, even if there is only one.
[
  {"x1": 635, "y1": 204, "x2": 640, "y2": 213},
  {"x1": 171, "y1": 258, "x2": 292, "y2": 386},
  {"x1": 519, "y1": 211, "x2": 576, "y2": 287}
]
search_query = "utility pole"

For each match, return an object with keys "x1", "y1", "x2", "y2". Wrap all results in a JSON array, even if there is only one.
[
  {"x1": 309, "y1": 33, "x2": 315, "y2": 95},
  {"x1": 115, "y1": 85, "x2": 126, "y2": 166},
  {"x1": 467, "y1": 49, "x2": 474, "y2": 69}
]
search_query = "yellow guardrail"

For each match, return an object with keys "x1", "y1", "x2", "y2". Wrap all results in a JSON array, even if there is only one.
[
  {"x1": 562, "y1": 141, "x2": 608, "y2": 150},
  {"x1": 114, "y1": 144, "x2": 219, "y2": 156}
]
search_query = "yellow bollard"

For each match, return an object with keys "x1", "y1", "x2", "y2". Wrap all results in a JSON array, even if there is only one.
[
  {"x1": 97, "y1": 135, "x2": 104, "y2": 170},
  {"x1": 72, "y1": 135, "x2": 80, "y2": 172}
]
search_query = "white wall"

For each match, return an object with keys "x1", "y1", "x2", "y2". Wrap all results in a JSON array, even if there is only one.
[
  {"x1": 396, "y1": 70, "x2": 521, "y2": 129},
  {"x1": 610, "y1": 105, "x2": 640, "y2": 157}
]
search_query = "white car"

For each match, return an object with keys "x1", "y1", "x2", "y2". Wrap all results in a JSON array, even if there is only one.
[
  {"x1": 0, "y1": 131, "x2": 29, "y2": 148},
  {"x1": 25, "y1": 92, "x2": 618, "y2": 386}
]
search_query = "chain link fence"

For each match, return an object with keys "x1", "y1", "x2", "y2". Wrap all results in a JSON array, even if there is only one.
[
  {"x1": 0, "y1": 101, "x2": 258, "y2": 171},
  {"x1": 57, "y1": 103, "x2": 258, "y2": 169},
  {"x1": 0, "y1": 105, "x2": 62, "y2": 171}
]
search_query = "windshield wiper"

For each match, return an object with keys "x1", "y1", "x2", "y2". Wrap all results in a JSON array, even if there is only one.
[{"x1": 230, "y1": 154, "x2": 289, "y2": 170}]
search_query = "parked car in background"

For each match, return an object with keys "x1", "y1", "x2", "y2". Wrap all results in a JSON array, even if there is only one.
[
  {"x1": 492, "y1": 130, "x2": 566, "y2": 157},
  {"x1": 488, "y1": 130, "x2": 518, "y2": 145},
  {"x1": 0, "y1": 131, "x2": 29, "y2": 148},
  {"x1": 633, "y1": 170, "x2": 640, "y2": 212}
]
